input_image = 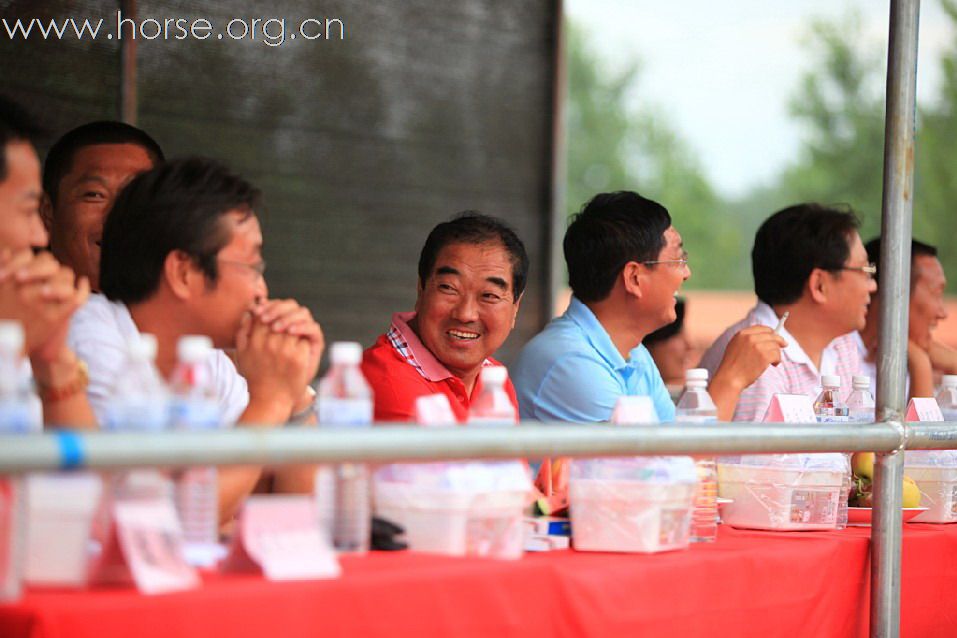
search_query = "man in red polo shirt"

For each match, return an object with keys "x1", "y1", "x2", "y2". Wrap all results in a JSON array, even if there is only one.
[{"x1": 362, "y1": 213, "x2": 527, "y2": 422}]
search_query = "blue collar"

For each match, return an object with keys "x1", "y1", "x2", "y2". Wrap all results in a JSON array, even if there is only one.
[{"x1": 564, "y1": 297, "x2": 642, "y2": 376}]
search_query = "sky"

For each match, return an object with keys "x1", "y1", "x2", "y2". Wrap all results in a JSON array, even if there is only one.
[{"x1": 565, "y1": 0, "x2": 954, "y2": 198}]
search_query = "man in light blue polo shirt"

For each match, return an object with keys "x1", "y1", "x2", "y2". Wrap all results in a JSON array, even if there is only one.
[{"x1": 513, "y1": 190, "x2": 786, "y2": 424}]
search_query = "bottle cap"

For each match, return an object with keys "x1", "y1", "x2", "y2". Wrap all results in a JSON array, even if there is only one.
[
  {"x1": 177, "y1": 335, "x2": 213, "y2": 363},
  {"x1": 330, "y1": 341, "x2": 362, "y2": 365},
  {"x1": 852, "y1": 375, "x2": 871, "y2": 389},
  {"x1": 0, "y1": 321, "x2": 24, "y2": 354},
  {"x1": 821, "y1": 374, "x2": 841, "y2": 388},
  {"x1": 129, "y1": 334, "x2": 158, "y2": 361},
  {"x1": 480, "y1": 366, "x2": 508, "y2": 386},
  {"x1": 943, "y1": 375, "x2": 957, "y2": 388},
  {"x1": 685, "y1": 368, "x2": 709, "y2": 382}
]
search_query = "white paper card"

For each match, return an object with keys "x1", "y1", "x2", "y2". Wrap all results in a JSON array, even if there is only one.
[
  {"x1": 240, "y1": 496, "x2": 340, "y2": 581},
  {"x1": 113, "y1": 499, "x2": 200, "y2": 595},
  {"x1": 611, "y1": 396, "x2": 659, "y2": 425},
  {"x1": 763, "y1": 394, "x2": 817, "y2": 423},
  {"x1": 414, "y1": 394, "x2": 457, "y2": 427},
  {"x1": 906, "y1": 397, "x2": 943, "y2": 422}
]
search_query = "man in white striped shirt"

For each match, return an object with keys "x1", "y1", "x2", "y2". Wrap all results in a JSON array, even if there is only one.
[{"x1": 699, "y1": 204, "x2": 877, "y2": 421}]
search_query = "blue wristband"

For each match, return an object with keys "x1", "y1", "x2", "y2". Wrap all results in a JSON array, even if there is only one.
[{"x1": 56, "y1": 431, "x2": 85, "y2": 470}]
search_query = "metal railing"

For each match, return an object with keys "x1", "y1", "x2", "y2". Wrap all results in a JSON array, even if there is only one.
[
  {"x1": 0, "y1": 421, "x2": 942, "y2": 472},
  {"x1": 3, "y1": 418, "x2": 953, "y2": 636}
]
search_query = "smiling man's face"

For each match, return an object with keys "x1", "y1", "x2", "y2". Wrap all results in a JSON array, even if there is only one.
[
  {"x1": 47, "y1": 143, "x2": 155, "y2": 290},
  {"x1": 412, "y1": 241, "x2": 521, "y2": 387}
]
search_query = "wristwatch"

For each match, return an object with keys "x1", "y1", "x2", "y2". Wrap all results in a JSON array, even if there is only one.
[{"x1": 35, "y1": 359, "x2": 89, "y2": 403}]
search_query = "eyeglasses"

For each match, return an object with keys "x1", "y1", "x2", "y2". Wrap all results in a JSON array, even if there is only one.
[
  {"x1": 837, "y1": 263, "x2": 877, "y2": 279},
  {"x1": 642, "y1": 250, "x2": 689, "y2": 269},
  {"x1": 218, "y1": 258, "x2": 266, "y2": 278}
]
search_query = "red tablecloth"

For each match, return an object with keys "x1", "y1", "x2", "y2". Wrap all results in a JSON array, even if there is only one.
[{"x1": 2, "y1": 524, "x2": 957, "y2": 638}]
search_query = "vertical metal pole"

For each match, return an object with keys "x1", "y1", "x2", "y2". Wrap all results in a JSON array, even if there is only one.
[
  {"x1": 118, "y1": 0, "x2": 138, "y2": 124},
  {"x1": 871, "y1": 1, "x2": 920, "y2": 637},
  {"x1": 545, "y1": 0, "x2": 567, "y2": 324}
]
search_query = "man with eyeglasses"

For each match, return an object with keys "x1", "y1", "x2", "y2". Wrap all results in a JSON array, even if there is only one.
[
  {"x1": 512, "y1": 191, "x2": 785, "y2": 424},
  {"x1": 68, "y1": 157, "x2": 324, "y2": 523},
  {"x1": 699, "y1": 203, "x2": 877, "y2": 421},
  {"x1": 855, "y1": 237, "x2": 949, "y2": 399}
]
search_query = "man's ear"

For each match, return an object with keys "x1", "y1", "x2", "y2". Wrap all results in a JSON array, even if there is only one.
[
  {"x1": 808, "y1": 268, "x2": 829, "y2": 304},
  {"x1": 510, "y1": 291, "x2": 524, "y2": 328},
  {"x1": 39, "y1": 193, "x2": 54, "y2": 234},
  {"x1": 164, "y1": 250, "x2": 199, "y2": 300},
  {"x1": 622, "y1": 261, "x2": 643, "y2": 299}
]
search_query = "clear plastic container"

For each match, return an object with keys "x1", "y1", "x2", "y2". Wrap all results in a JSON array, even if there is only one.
[
  {"x1": 904, "y1": 447, "x2": 957, "y2": 523},
  {"x1": 569, "y1": 456, "x2": 698, "y2": 552},
  {"x1": 717, "y1": 453, "x2": 845, "y2": 531},
  {"x1": 675, "y1": 368, "x2": 718, "y2": 543},
  {"x1": 316, "y1": 342, "x2": 373, "y2": 553},
  {"x1": 169, "y1": 336, "x2": 223, "y2": 567},
  {"x1": 373, "y1": 462, "x2": 530, "y2": 559}
]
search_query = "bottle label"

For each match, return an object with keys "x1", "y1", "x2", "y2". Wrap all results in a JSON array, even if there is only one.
[
  {"x1": 318, "y1": 398, "x2": 372, "y2": 427},
  {"x1": 790, "y1": 489, "x2": 837, "y2": 524},
  {"x1": 676, "y1": 415, "x2": 718, "y2": 424},
  {"x1": 170, "y1": 399, "x2": 221, "y2": 430},
  {"x1": 816, "y1": 415, "x2": 850, "y2": 423}
]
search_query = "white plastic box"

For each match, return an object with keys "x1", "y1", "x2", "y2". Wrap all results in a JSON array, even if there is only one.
[
  {"x1": 717, "y1": 459, "x2": 843, "y2": 531},
  {"x1": 569, "y1": 478, "x2": 695, "y2": 553},
  {"x1": 24, "y1": 473, "x2": 102, "y2": 587},
  {"x1": 373, "y1": 462, "x2": 530, "y2": 560},
  {"x1": 905, "y1": 464, "x2": 957, "y2": 523}
]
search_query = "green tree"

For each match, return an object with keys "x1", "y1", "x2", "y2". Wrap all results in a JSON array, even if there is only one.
[
  {"x1": 564, "y1": 20, "x2": 750, "y2": 289},
  {"x1": 780, "y1": 13, "x2": 886, "y2": 240},
  {"x1": 915, "y1": 0, "x2": 957, "y2": 286}
]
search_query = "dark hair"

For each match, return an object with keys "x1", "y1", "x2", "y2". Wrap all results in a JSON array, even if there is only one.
[
  {"x1": 418, "y1": 212, "x2": 529, "y2": 300},
  {"x1": 752, "y1": 203, "x2": 861, "y2": 305},
  {"x1": 0, "y1": 96, "x2": 40, "y2": 181},
  {"x1": 42, "y1": 120, "x2": 164, "y2": 206},
  {"x1": 864, "y1": 236, "x2": 938, "y2": 287},
  {"x1": 564, "y1": 191, "x2": 672, "y2": 303},
  {"x1": 643, "y1": 297, "x2": 685, "y2": 346},
  {"x1": 99, "y1": 157, "x2": 261, "y2": 304}
]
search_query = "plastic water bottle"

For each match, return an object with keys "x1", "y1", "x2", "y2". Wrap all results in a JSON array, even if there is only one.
[
  {"x1": 846, "y1": 375, "x2": 876, "y2": 423},
  {"x1": 0, "y1": 322, "x2": 36, "y2": 600},
  {"x1": 813, "y1": 375, "x2": 850, "y2": 529},
  {"x1": 468, "y1": 366, "x2": 517, "y2": 425},
  {"x1": 169, "y1": 336, "x2": 222, "y2": 567},
  {"x1": 102, "y1": 334, "x2": 172, "y2": 501},
  {"x1": 104, "y1": 334, "x2": 169, "y2": 433},
  {"x1": 316, "y1": 342, "x2": 373, "y2": 553},
  {"x1": 936, "y1": 375, "x2": 957, "y2": 422},
  {"x1": 675, "y1": 368, "x2": 718, "y2": 543}
]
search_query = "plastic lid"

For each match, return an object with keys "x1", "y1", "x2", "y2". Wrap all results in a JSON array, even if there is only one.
[
  {"x1": 821, "y1": 374, "x2": 841, "y2": 387},
  {"x1": 480, "y1": 366, "x2": 508, "y2": 386},
  {"x1": 177, "y1": 335, "x2": 213, "y2": 363},
  {"x1": 852, "y1": 375, "x2": 871, "y2": 389},
  {"x1": 0, "y1": 321, "x2": 24, "y2": 354},
  {"x1": 685, "y1": 368, "x2": 709, "y2": 382},
  {"x1": 942, "y1": 375, "x2": 957, "y2": 388},
  {"x1": 330, "y1": 341, "x2": 362, "y2": 365},
  {"x1": 129, "y1": 334, "x2": 158, "y2": 361}
]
